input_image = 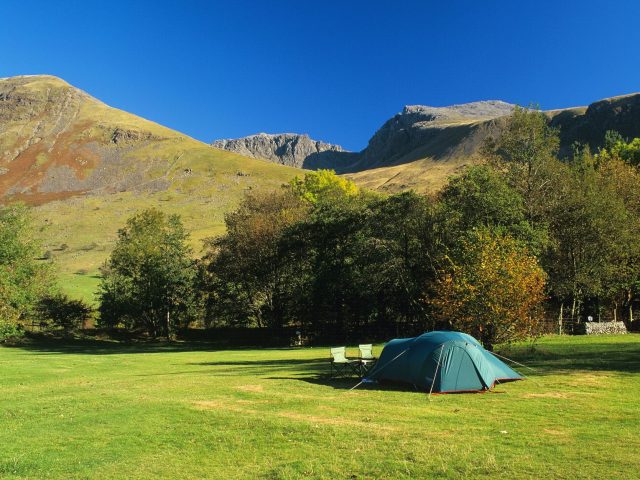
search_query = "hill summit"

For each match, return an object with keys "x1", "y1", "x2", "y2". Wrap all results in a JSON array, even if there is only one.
[
  {"x1": 0, "y1": 75, "x2": 299, "y2": 206},
  {"x1": 212, "y1": 133, "x2": 355, "y2": 169}
]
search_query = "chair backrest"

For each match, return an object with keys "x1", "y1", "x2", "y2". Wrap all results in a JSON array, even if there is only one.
[
  {"x1": 359, "y1": 344, "x2": 374, "y2": 360},
  {"x1": 330, "y1": 347, "x2": 349, "y2": 363}
]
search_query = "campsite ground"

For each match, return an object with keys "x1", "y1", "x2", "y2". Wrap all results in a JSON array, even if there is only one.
[{"x1": 1, "y1": 334, "x2": 639, "y2": 479}]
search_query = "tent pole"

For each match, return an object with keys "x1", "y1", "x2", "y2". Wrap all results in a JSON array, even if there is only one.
[{"x1": 428, "y1": 346, "x2": 445, "y2": 400}]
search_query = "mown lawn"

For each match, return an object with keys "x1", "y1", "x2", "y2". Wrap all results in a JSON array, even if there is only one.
[{"x1": 1, "y1": 335, "x2": 639, "y2": 479}]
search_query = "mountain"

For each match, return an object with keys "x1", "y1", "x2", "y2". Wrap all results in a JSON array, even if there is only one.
[
  {"x1": 350, "y1": 93, "x2": 640, "y2": 192},
  {"x1": 549, "y1": 93, "x2": 640, "y2": 155},
  {"x1": 212, "y1": 133, "x2": 356, "y2": 169},
  {"x1": 0, "y1": 75, "x2": 298, "y2": 204},
  {"x1": 211, "y1": 101, "x2": 515, "y2": 176},
  {"x1": 349, "y1": 101, "x2": 515, "y2": 171},
  {"x1": 212, "y1": 94, "x2": 640, "y2": 193},
  {"x1": 0, "y1": 75, "x2": 300, "y2": 299}
]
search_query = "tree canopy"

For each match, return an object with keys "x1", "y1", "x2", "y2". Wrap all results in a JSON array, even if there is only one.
[
  {"x1": 0, "y1": 204, "x2": 53, "y2": 323},
  {"x1": 98, "y1": 209, "x2": 199, "y2": 338}
]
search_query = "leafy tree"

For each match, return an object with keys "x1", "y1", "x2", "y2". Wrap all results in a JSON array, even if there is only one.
[
  {"x1": 0, "y1": 204, "x2": 53, "y2": 324},
  {"x1": 0, "y1": 321, "x2": 23, "y2": 343},
  {"x1": 597, "y1": 155, "x2": 640, "y2": 321},
  {"x1": 544, "y1": 149, "x2": 637, "y2": 321},
  {"x1": 439, "y1": 165, "x2": 546, "y2": 255},
  {"x1": 99, "y1": 209, "x2": 198, "y2": 338},
  {"x1": 277, "y1": 190, "x2": 442, "y2": 340},
  {"x1": 599, "y1": 133, "x2": 640, "y2": 166},
  {"x1": 203, "y1": 181, "x2": 444, "y2": 341},
  {"x1": 289, "y1": 169, "x2": 359, "y2": 204},
  {"x1": 430, "y1": 230, "x2": 546, "y2": 350},
  {"x1": 36, "y1": 294, "x2": 93, "y2": 332},
  {"x1": 603, "y1": 130, "x2": 624, "y2": 150},
  {"x1": 282, "y1": 193, "x2": 370, "y2": 338},
  {"x1": 483, "y1": 105, "x2": 560, "y2": 224},
  {"x1": 357, "y1": 192, "x2": 442, "y2": 335},
  {"x1": 201, "y1": 190, "x2": 308, "y2": 329}
]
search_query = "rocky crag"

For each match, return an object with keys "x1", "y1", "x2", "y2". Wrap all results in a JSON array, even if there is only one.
[{"x1": 212, "y1": 133, "x2": 357, "y2": 169}]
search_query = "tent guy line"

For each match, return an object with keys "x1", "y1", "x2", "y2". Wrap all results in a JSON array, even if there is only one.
[
  {"x1": 349, "y1": 348, "x2": 410, "y2": 391},
  {"x1": 428, "y1": 346, "x2": 445, "y2": 399},
  {"x1": 487, "y1": 350, "x2": 537, "y2": 375}
]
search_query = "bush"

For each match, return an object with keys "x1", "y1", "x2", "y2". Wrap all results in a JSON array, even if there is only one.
[
  {"x1": 36, "y1": 294, "x2": 94, "y2": 332},
  {"x1": 0, "y1": 321, "x2": 24, "y2": 343}
]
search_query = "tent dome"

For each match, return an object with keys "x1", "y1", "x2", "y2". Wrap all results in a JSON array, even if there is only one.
[{"x1": 365, "y1": 331, "x2": 522, "y2": 393}]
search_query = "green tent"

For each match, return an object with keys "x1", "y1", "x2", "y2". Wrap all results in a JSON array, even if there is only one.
[{"x1": 365, "y1": 331, "x2": 522, "y2": 393}]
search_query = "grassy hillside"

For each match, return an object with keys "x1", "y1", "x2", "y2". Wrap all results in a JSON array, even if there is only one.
[
  {"x1": 346, "y1": 155, "x2": 477, "y2": 194},
  {"x1": 0, "y1": 75, "x2": 300, "y2": 301},
  {"x1": 1, "y1": 334, "x2": 638, "y2": 478},
  {"x1": 32, "y1": 149, "x2": 298, "y2": 303}
]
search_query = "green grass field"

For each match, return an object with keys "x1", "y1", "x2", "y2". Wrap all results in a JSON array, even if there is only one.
[{"x1": 1, "y1": 334, "x2": 639, "y2": 479}]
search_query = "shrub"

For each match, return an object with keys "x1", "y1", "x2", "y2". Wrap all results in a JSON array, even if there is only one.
[
  {"x1": 0, "y1": 321, "x2": 24, "y2": 343},
  {"x1": 36, "y1": 294, "x2": 94, "y2": 332}
]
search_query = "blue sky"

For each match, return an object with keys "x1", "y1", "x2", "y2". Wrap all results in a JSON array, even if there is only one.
[{"x1": 2, "y1": 0, "x2": 639, "y2": 151}]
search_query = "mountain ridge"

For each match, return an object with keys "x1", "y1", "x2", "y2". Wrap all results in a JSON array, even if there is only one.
[{"x1": 212, "y1": 93, "x2": 640, "y2": 192}]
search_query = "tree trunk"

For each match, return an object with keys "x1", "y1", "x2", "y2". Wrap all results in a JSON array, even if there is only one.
[
  {"x1": 613, "y1": 301, "x2": 617, "y2": 323},
  {"x1": 166, "y1": 310, "x2": 171, "y2": 341},
  {"x1": 558, "y1": 303, "x2": 564, "y2": 335}
]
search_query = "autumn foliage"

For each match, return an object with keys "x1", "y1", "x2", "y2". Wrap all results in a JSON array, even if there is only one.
[{"x1": 430, "y1": 230, "x2": 546, "y2": 350}]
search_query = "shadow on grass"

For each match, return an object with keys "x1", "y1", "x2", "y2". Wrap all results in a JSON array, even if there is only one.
[
  {"x1": 267, "y1": 375, "x2": 424, "y2": 392},
  {"x1": 8, "y1": 335, "x2": 640, "y2": 379},
  {"x1": 129, "y1": 359, "x2": 332, "y2": 378},
  {"x1": 499, "y1": 338, "x2": 640, "y2": 375},
  {"x1": 7, "y1": 338, "x2": 295, "y2": 356}
]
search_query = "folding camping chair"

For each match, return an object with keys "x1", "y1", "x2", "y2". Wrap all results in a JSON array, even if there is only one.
[
  {"x1": 329, "y1": 347, "x2": 360, "y2": 378},
  {"x1": 358, "y1": 344, "x2": 377, "y2": 376}
]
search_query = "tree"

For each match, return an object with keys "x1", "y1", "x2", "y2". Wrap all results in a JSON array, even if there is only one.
[
  {"x1": 439, "y1": 165, "x2": 546, "y2": 255},
  {"x1": 36, "y1": 294, "x2": 93, "y2": 332},
  {"x1": 430, "y1": 230, "x2": 546, "y2": 350},
  {"x1": 98, "y1": 209, "x2": 198, "y2": 338},
  {"x1": 276, "y1": 190, "x2": 443, "y2": 340},
  {"x1": 201, "y1": 190, "x2": 308, "y2": 329},
  {"x1": 545, "y1": 148, "x2": 639, "y2": 322},
  {"x1": 0, "y1": 204, "x2": 53, "y2": 324},
  {"x1": 483, "y1": 105, "x2": 560, "y2": 225},
  {"x1": 599, "y1": 133, "x2": 640, "y2": 166},
  {"x1": 356, "y1": 192, "x2": 442, "y2": 336},
  {"x1": 597, "y1": 154, "x2": 640, "y2": 322},
  {"x1": 289, "y1": 169, "x2": 359, "y2": 204}
]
